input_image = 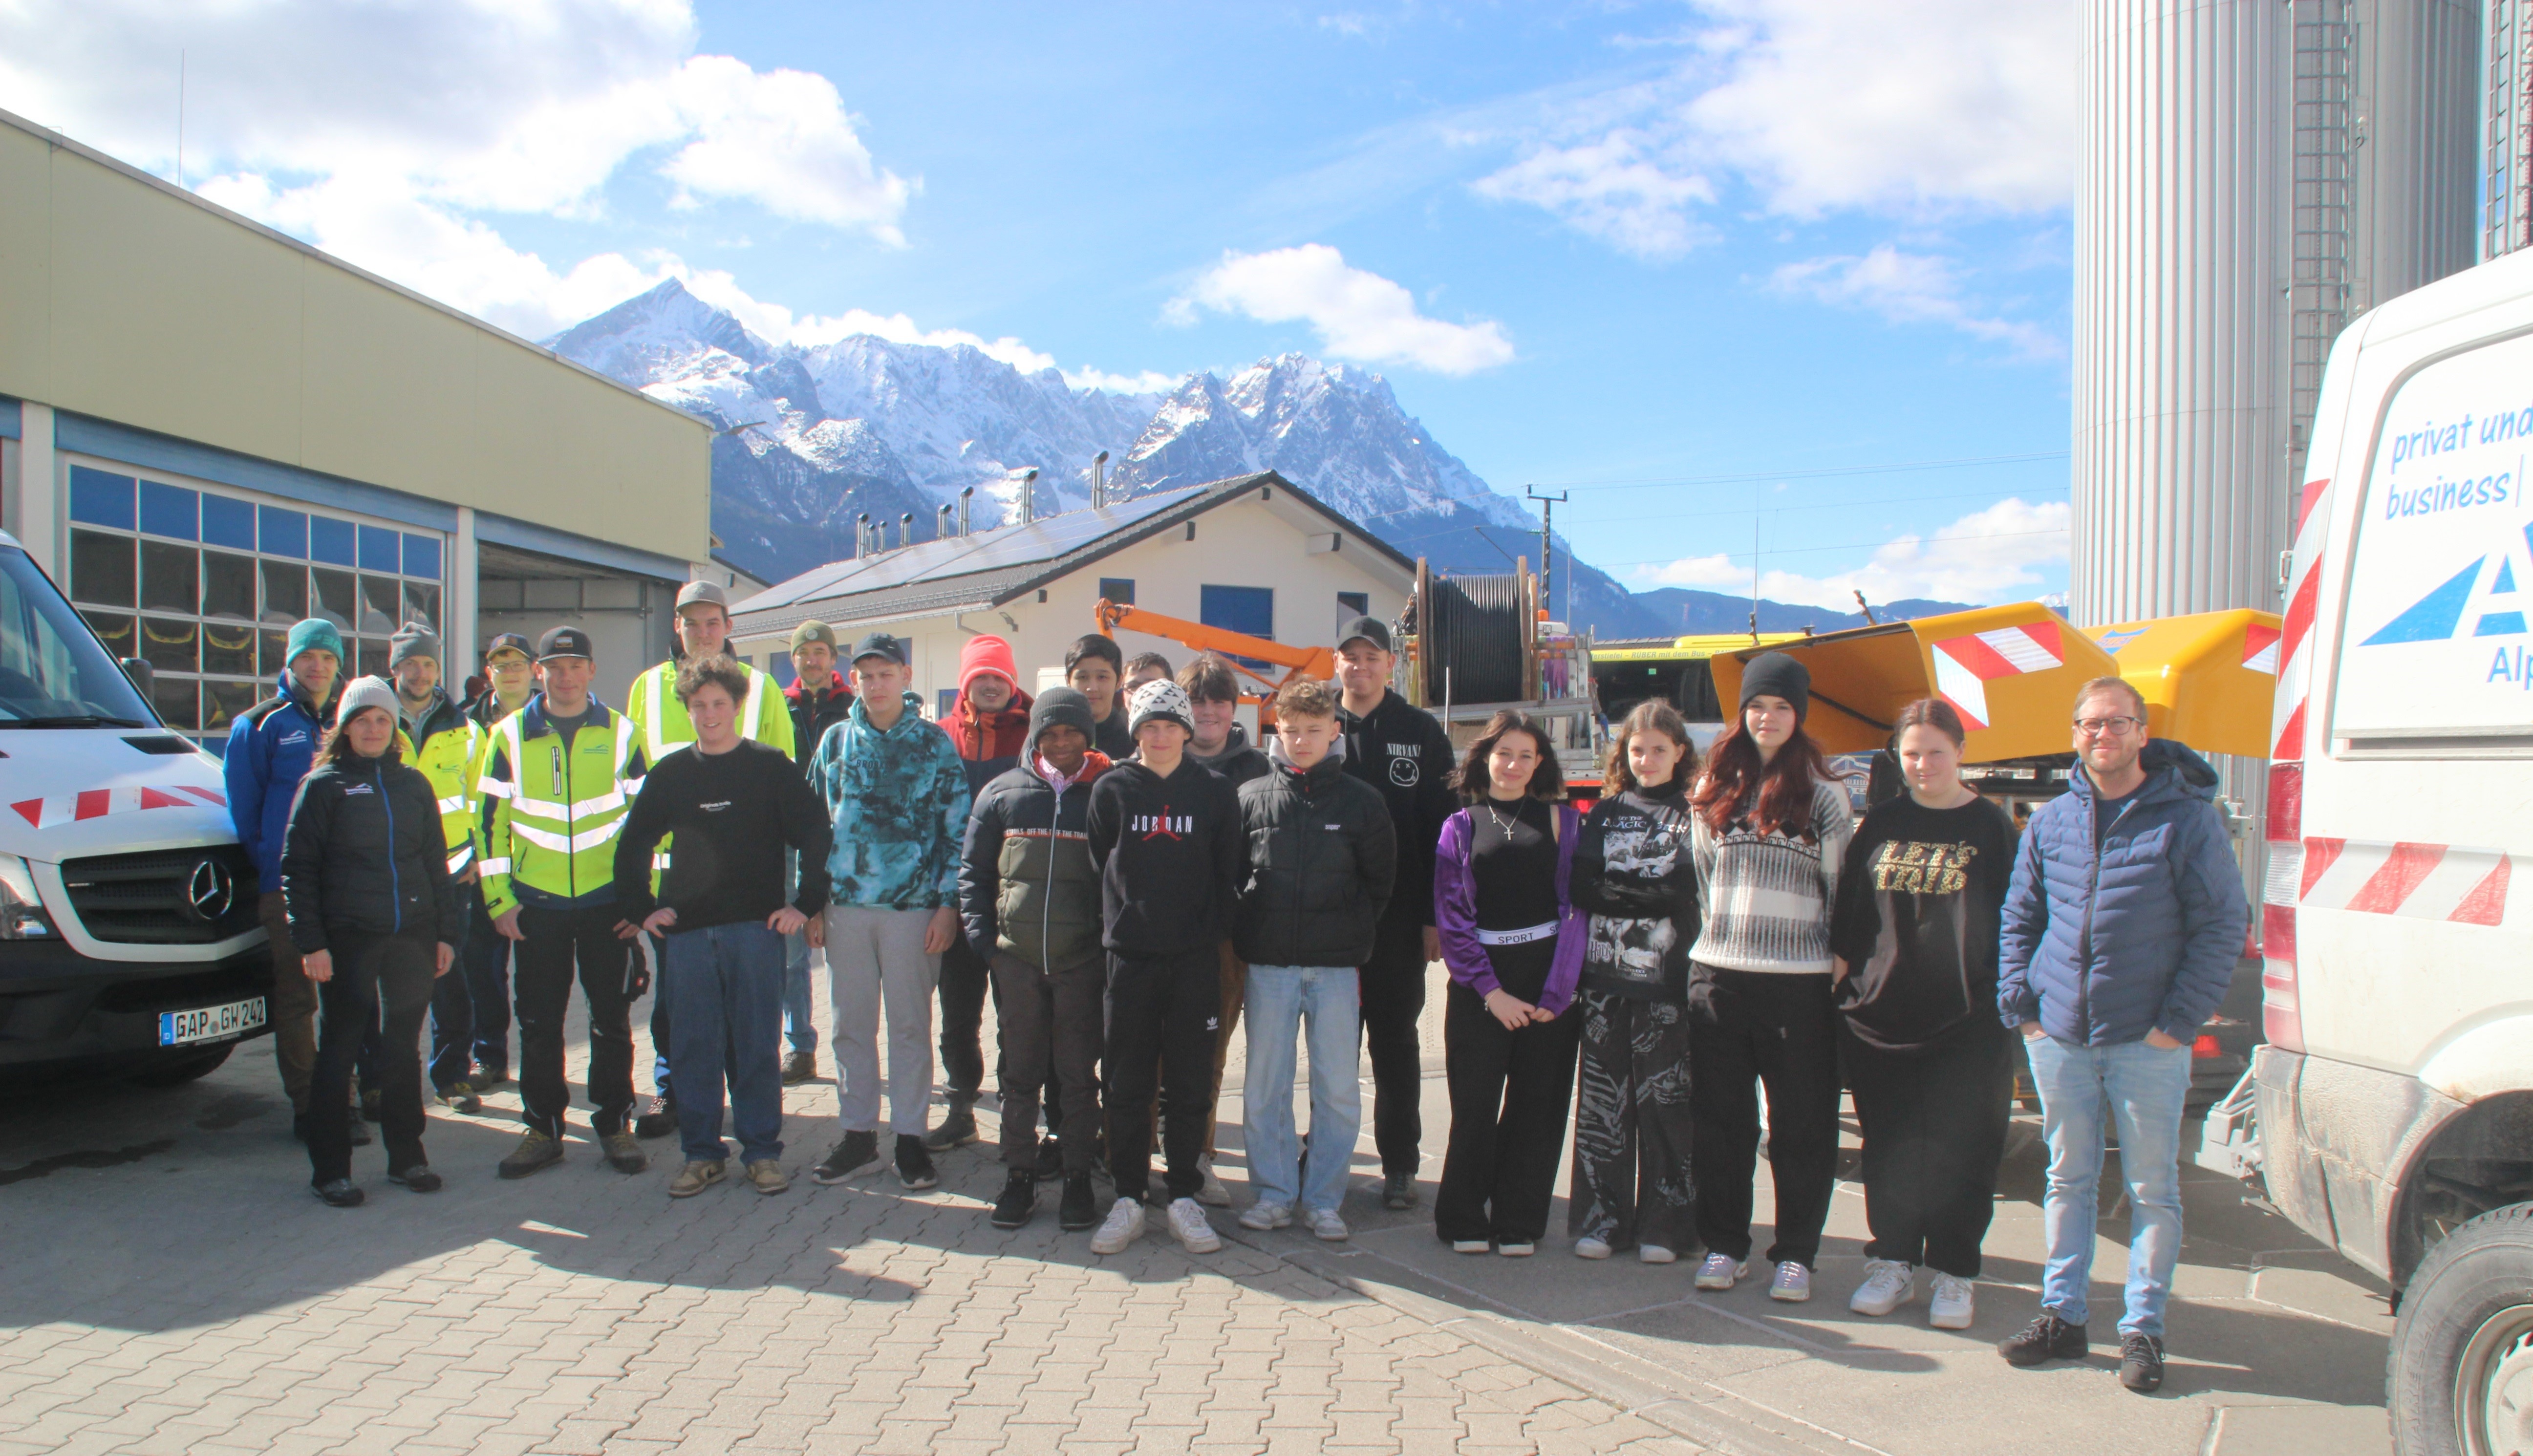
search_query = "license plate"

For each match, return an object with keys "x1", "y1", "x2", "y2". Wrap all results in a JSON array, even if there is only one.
[{"x1": 159, "y1": 996, "x2": 267, "y2": 1047}]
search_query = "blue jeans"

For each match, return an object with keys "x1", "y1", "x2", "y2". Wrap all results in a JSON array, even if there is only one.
[
  {"x1": 664, "y1": 922, "x2": 787, "y2": 1165},
  {"x1": 2025, "y1": 1033, "x2": 2193, "y2": 1338},
  {"x1": 781, "y1": 851, "x2": 817, "y2": 1055},
  {"x1": 1242, "y1": 964, "x2": 1362, "y2": 1215}
]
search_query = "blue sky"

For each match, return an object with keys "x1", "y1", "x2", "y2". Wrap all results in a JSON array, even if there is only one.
[{"x1": 0, "y1": 0, "x2": 2079, "y2": 610}]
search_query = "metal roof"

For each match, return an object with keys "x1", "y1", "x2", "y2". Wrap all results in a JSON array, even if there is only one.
[{"x1": 731, "y1": 471, "x2": 1415, "y2": 639}]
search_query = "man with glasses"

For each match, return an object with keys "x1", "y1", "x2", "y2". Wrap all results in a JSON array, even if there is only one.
[{"x1": 1994, "y1": 676, "x2": 2246, "y2": 1395}]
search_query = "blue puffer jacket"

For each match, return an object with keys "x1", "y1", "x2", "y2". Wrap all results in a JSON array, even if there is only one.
[
  {"x1": 1997, "y1": 740, "x2": 2248, "y2": 1046},
  {"x1": 223, "y1": 671, "x2": 341, "y2": 892}
]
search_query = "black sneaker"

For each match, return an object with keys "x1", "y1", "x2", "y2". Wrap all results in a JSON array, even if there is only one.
[
  {"x1": 922, "y1": 1096, "x2": 979, "y2": 1152},
  {"x1": 360, "y1": 1089, "x2": 384, "y2": 1123},
  {"x1": 2119, "y1": 1332, "x2": 2166, "y2": 1393},
  {"x1": 1032, "y1": 1135, "x2": 1065, "y2": 1181},
  {"x1": 1383, "y1": 1171, "x2": 1419, "y2": 1211},
  {"x1": 387, "y1": 1165, "x2": 443, "y2": 1194},
  {"x1": 813, "y1": 1130, "x2": 880, "y2": 1185},
  {"x1": 896, "y1": 1134, "x2": 938, "y2": 1190},
  {"x1": 990, "y1": 1170, "x2": 1036, "y2": 1229},
  {"x1": 632, "y1": 1095, "x2": 678, "y2": 1139},
  {"x1": 497, "y1": 1130, "x2": 564, "y2": 1179},
  {"x1": 1998, "y1": 1312, "x2": 2088, "y2": 1367},
  {"x1": 438, "y1": 1082, "x2": 483, "y2": 1115},
  {"x1": 1059, "y1": 1173, "x2": 1098, "y2": 1230},
  {"x1": 311, "y1": 1178, "x2": 364, "y2": 1208}
]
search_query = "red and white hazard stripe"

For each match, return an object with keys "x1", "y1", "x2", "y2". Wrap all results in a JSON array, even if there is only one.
[
  {"x1": 2271, "y1": 479, "x2": 2333, "y2": 759},
  {"x1": 2289, "y1": 837, "x2": 2512, "y2": 927},
  {"x1": 1929, "y1": 621, "x2": 2063, "y2": 731},
  {"x1": 9, "y1": 785, "x2": 228, "y2": 830}
]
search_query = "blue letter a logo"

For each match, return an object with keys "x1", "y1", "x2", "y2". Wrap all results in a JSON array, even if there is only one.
[{"x1": 2363, "y1": 522, "x2": 2533, "y2": 644}]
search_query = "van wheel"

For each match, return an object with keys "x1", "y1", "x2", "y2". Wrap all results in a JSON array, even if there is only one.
[
  {"x1": 128, "y1": 1044, "x2": 233, "y2": 1087},
  {"x1": 2391, "y1": 1201, "x2": 2533, "y2": 1456}
]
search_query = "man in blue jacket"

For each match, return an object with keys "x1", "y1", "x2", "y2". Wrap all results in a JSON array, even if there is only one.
[
  {"x1": 1995, "y1": 676, "x2": 2247, "y2": 1394},
  {"x1": 224, "y1": 618, "x2": 350, "y2": 1142}
]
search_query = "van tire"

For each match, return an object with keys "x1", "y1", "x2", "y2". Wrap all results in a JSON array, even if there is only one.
[
  {"x1": 127, "y1": 1044, "x2": 233, "y2": 1087},
  {"x1": 2390, "y1": 1200, "x2": 2533, "y2": 1456}
]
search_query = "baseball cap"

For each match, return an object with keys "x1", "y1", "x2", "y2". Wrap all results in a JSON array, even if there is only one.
[
  {"x1": 483, "y1": 632, "x2": 533, "y2": 664},
  {"x1": 850, "y1": 631, "x2": 908, "y2": 666},
  {"x1": 675, "y1": 580, "x2": 730, "y2": 615},
  {"x1": 1336, "y1": 616, "x2": 1393, "y2": 655},
  {"x1": 536, "y1": 626, "x2": 595, "y2": 662}
]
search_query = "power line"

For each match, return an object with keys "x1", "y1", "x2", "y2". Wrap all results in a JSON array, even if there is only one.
[
  {"x1": 1595, "y1": 526, "x2": 2069, "y2": 572},
  {"x1": 1537, "y1": 450, "x2": 2071, "y2": 493},
  {"x1": 1563, "y1": 485, "x2": 2068, "y2": 529}
]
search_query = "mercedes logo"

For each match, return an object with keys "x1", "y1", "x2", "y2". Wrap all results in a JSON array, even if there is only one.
[{"x1": 186, "y1": 858, "x2": 235, "y2": 923}]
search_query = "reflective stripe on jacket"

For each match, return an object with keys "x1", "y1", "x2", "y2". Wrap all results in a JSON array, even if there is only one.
[
  {"x1": 475, "y1": 695, "x2": 649, "y2": 916},
  {"x1": 393, "y1": 693, "x2": 485, "y2": 877},
  {"x1": 626, "y1": 659, "x2": 794, "y2": 763}
]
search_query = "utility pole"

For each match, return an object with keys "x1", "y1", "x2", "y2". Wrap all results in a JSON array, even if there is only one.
[{"x1": 1526, "y1": 487, "x2": 1567, "y2": 621}]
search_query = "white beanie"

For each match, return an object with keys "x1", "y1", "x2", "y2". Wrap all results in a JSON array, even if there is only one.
[{"x1": 1127, "y1": 679, "x2": 1195, "y2": 739}]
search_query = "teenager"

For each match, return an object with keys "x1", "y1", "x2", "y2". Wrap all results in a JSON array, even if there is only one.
[
  {"x1": 932, "y1": 633, "x2": 1033, "y2": 1153},
  {"x1": 1124, "y1": 651, "x2": 1174, "y2": 690},
  {"x1": 1084, "y1": 679, "x2": 1243, "y2": 1257},
  {"x1": 1232, "y1": 678, "x2": 1395, "y2": 1240},
  {"x1": 1065, "y1": 633, "x2": 1136, "y2": 760},
  {"x1": 1432, "y1": 711, "x2": 1585, "y2": 1256},
  {"x1": 280, "y1": 677, "x2": 464, "y2": 1206},
  {"x1": 805, "y1": 633, "x2": 971, "y2": 1192},
  {"x1": 613, "y1": 656, "x2": 835, "y2": 1198},
  {"x1": 1830, "y1": 698, "x2": 2018, "y2": 1331},
  {"x1": 778, "y1": 620, "x2": 855, "y2": 1087},
  {"x1": 1332, "y1": 616, "x2": 1458, "y2": 1211},
  {"x1": 1685, "y1": 652, "x2": 1853, "y2": 1302},
  {"x1": 1567, "y1": 699, "x2": 1701, "y2": 1263},
  {"x1": 959, "y1": 688, "x2": 1112, "y2": 1232},
  {"x1": 1182, "y1": 653, "x2": 1270, "y2": 1206}
]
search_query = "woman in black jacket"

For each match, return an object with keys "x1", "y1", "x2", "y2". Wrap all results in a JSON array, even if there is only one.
[
  {"x1": 281, "y1": 677, "x2": 464, "y2": 1206},
  {"x1": 1567, "y1": 700, "x2": 1701, "y2": 1262}
]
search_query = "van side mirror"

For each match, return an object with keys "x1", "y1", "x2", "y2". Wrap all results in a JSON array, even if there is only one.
[{"x1": 120, "y1": 657, "x2": 154, "y2": 698}]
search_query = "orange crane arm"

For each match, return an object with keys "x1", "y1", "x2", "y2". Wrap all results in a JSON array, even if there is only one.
[{"x1": 1093, "y1": 600, "x2": 1334, "y2": 695}]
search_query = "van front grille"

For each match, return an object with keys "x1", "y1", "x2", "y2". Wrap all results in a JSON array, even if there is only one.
[{"x1": 58, "y1": 847, "x2": 261, "y2": 945}]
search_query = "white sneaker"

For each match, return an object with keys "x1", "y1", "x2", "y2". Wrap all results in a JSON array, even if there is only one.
[
  {"x1": 1848, "y1": 1258, "x2": 1914, "y2": 1316},
  {"x1": 1695, "y1": 1253, "x2": 1748, "y2": 1290},
  {"x1": 1167, "y1": 1197, "x2": 1221, "y2": 1254},
  {"x1": 1306, "y1": 1208, "x2": 1349, "y2": 1242},
  {"x1": 1574, "y1": 1237, "x2": 1612, "y2": 1260},
  {"x1": 1238, "y1": 1201, "x2": 1293, "y2": 1231},
  {"x1": 1640, "y1": 1244, "x2": 1677, "y2": 1265},
  {"x1": 1769, "y1": 1261, "x2": 1813, "y2": 1302},
  {"x1": 1928, "y1": 1272, "x2": 1975, "y2": 1330},
  {"x1": 1089, "y1": 1197, "x2": 1145, "y2": 1255},
  {"x1": 1196, "y1": 1155, "x2": 1232, "y2": 1208},
  {"x1": 1451, "y1": 1239, "x2": 1490, "y2": 1254},
  {"x1": 1498, "y1": 1242, "x2": 1535, "y2": 1258}
]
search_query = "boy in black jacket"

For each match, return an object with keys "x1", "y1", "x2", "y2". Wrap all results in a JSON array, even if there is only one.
[
  {"x1": 1232, "y1": 679, "x2": 1395, "y2": 1239},
  {"x1": 1084, "y1": 679, "x2": 1242, "y2": 1256}
]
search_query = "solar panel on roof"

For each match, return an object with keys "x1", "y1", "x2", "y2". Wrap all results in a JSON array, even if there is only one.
[{"x1": 751, "y1": 488, "x2": 1208, "y2": 611}]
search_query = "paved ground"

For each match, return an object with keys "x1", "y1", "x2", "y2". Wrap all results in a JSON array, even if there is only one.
[{"x1": 0, "y1": 962, "x2": 2394, "y2": 1455}]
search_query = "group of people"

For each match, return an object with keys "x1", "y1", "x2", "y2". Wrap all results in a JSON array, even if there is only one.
[{"x1": 225, "y1": 588, "x2": 2246, "y2": 1400}]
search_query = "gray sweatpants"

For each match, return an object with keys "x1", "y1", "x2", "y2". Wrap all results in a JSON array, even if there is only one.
[{"x1": 824, "y1": 905, "x2": 941, "y2": 1136}]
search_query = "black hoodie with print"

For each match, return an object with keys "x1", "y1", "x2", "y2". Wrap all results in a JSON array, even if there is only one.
[{"x1": 1085, "y1": 755, "x2": 1243, "y2": 956}]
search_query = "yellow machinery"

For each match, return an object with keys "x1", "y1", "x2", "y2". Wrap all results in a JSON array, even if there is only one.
[{"x1": 2081, "y1": 609, "x2": 2282, "y2": 759}]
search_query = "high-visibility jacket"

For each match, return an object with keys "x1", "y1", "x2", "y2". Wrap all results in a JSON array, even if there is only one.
[
  {"x1": 625, "y1": 657, "x2": 794, "y2": 763},
  {"x1": 475, "y1": 695, "x2": 650, "y2": 917},
  {"x1": 391, "y1": 696, "x2": 486, "y2": 878}
]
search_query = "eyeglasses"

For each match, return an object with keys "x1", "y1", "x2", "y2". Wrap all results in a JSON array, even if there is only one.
[{"x1": 2073, "y1": 716, "x2": 2144, "y2": 738}]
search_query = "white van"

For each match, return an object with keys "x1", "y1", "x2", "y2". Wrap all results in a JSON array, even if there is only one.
[
  {"x1": 0, "y1": 528, "x2": 270, "y2": 1083},
  {"x1": 2257, "y1": 252, "x2": 2533, "y2": 1454}
]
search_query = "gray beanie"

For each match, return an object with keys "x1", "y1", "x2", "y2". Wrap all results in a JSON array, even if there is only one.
[
  {"x1": 337, "y1": 675, "x2": 400, "y2": 728},
  {"x1": 388, "y1": 621, "x2": 442, "y2": 670}
]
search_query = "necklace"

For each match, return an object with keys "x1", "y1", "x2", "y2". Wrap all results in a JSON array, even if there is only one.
[{"x1": 1483, "y1": 799, "x2": 1522, "y2": 835}]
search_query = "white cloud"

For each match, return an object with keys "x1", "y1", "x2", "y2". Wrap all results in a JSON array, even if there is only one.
[
  {"x1": 1470, "y1": 130, "x2": 1715, "y2": 260},
  {"x1": 659, "y1": 55, "x2": 914, "y2": 237},
  {"x1": 1169, "y1": 245, "x2": 1515, "y2": 375},
  {"x1": 1770, "y1": 245, "x2": 2061, "y2": 357},
  {"x1": 1638, "y1": 497, "x2": 2071, "y2": 608}
]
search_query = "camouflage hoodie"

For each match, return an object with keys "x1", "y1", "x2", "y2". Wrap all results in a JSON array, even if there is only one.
[{"x1": 807, "y1": 689, "x2": 973, "y2": 910}]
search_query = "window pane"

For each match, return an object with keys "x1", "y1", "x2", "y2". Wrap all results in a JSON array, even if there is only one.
[
  {"x1": 150, "y1": 675, "x2": 199, "y2": 731},
  {"x1": 139, "y1": 481, "x2": 198, "y2": 540},
  {"x1": 403, "y1": 534, "x2": 441, "y2": 579},
  {"x1": 310, "y1": 517, "x2": 356, "y2": 566},
  {"x1": 357, "y1": 575, "x2": 400, "y2": 635},
  {"x1": 357, "y1": 525, "x2": 399, "y2": 572},
  {"x1": 1338, "y1": 591, "x2": 1369, "y2": 616},
  {"x1": 259, "y1": 629, "x2": 290, "y2": 677},
  {"x1": 258, "y1": 505, "x2": 307, "y2": 558},
  {"x1": 1099, "y1": 577, "x2": 1136, "y2": 605},
  {"x1": 140, "y1": 539, "x2": 198, "y2": 613},
  {"x1": 203, "y1": 621, "x2": 257, "y2": 676},
  {"x1": 141, "y1": 616, "x2": 198, "y2": 674},
  {"x1": 359, "y1": 638, "x2": 392, "y2": 679},
  {"x1": 402, "y1": 582, "x2": 439, "y2": 632},
  {"x1": 68, "y1": 467, "x2": 135, "y2": 529},
  {"x1": 260, "y1": 560, "x2": 307, "y2": 624},
  {"x1": 311, "y1": 567, "x2": 356, "y2": 630},
  {"x1": 202, "y1": 551, "x2": 254, "y2": 620},
  {"x1": 70, "y1": 530, "x2": 135, "y2": 607},
  {"x1": 202, "y1": 494, "x2": 256, "y2": 551},
  {"x1": 204, "y1": 679, "x2": 262, "y2": 738},
  {"x1": 83, "y1": 611, "x2": 137, "y2": 660}
]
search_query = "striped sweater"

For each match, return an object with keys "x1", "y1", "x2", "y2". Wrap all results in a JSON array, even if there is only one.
[{"x1": 1687, "y1": 779, "x2": 1854, "y2": 975}]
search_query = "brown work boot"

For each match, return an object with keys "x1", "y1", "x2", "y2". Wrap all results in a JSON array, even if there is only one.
[{"x1": 601, "y1": 1132, "x2": 648, "y2": 1175}]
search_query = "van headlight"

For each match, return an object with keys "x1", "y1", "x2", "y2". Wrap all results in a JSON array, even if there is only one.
[{"x1": 0, "y1": 855, "x2": 56, "y2": 939}]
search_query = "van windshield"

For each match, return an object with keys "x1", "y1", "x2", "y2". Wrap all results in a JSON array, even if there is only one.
[{"x1": 0, "y1": 547, "x2": 155, "y2": 728}]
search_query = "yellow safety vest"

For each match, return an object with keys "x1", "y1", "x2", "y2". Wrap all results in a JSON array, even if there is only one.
[
  {"x1": 475, "y1": 697, "x2": 648, "y2": 917},
  {"x1": 626, "y1": 658, "x2": 794, "y2": 763},
  {"x1": 392, "y1": 703, "x2": 485, "y2": 877}
]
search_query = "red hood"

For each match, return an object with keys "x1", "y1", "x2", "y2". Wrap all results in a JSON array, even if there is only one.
[
  {"x1": 947, "y1": 685, "x2": 1033, "y2": 762},
  {"x1": 785, "y1": 670, "x2": 851, "y2": 704}
]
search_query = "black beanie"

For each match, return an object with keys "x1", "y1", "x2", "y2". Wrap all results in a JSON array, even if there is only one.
[
  {"x1": 1029, "y1": 686, "x2": 1097, "y2": 751},
  {"x1": 1739, "y1": 651, "x2": 1810, "y2": 721}
]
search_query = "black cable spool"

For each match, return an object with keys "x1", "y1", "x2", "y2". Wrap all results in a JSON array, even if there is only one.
[{"x1": 1422, "y1": 573, "x2": 1525, "y2": 706}]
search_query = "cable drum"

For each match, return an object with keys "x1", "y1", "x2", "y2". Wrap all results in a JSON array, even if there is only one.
[{"x1": 1422, "y1": 573, "x2": 1526, "y2": 706}]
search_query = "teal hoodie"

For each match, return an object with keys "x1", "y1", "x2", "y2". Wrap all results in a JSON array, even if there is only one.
[{"x1": 807, "y1": 689, "x2": 972, "y2": 910}]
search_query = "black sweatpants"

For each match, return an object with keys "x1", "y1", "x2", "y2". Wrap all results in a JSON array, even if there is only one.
[
  {"x1": 1103, "y1": 949, "x2": 1219, "y2": 1201},
  {"x1": 938, "y1": 936, "x2": 991, "y2": 1099},
  {"x1": 1434, "y1": 982, "x2": 1582, "y2": 1245},
  {"x1": 1844, "y1": 1023, "x2": 2016, "y2": 1278},
  {"x1": 1689, "y1": 967, "x2": 1841, "y2": 1269},
  {"x1": 307, "y1": 927, "x2": 436, "y2": 1184},
  {"x1": 515, "y1": 902, "x2": 641, "y2": 1141},
  {"x1": 1567, "y1": 991, "x2": 1698, "y2": 1254},
  {"x1": 992, "y1": 953, "x2": 1105, "y2": 1173},
  {"x1": 1358, "y1": 913, "x2": 1429, "y2": 1177}
]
